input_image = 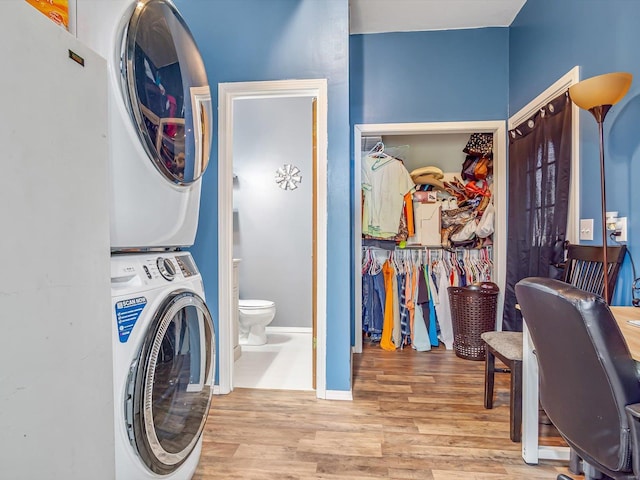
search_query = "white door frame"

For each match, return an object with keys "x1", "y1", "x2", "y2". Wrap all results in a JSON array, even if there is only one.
[
  {"x1": 353, "y1": 120, "x2": 508, "y2": 353},
  {"x1": 217, "y1": 79, "x2": 328, "y2": 398}
]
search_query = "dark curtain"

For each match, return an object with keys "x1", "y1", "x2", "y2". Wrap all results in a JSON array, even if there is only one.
[{"x1": 503, "y1": 92, "x2": 572, "y2": 331}]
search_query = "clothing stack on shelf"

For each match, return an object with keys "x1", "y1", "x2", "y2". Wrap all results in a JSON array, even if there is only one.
[
  {"x1": 408, "y1": 166, "x2": 445, "y2": 247},
  {"x1": 362, "y1": 246, "x2": 493, "y2": 351},
  {"x1": 440, "y1": 133, "x2": 495, "y2": 249}
]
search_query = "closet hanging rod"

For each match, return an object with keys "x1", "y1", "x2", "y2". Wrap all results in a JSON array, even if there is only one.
[{"x1": 394, "y1": 245, "x2": 493, "y2": 252}]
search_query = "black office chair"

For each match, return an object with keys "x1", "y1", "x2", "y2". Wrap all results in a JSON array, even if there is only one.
[
  {"x1": 481, "y1": 243, "x2": 627, "y2": 443},
  {"x1": 516, "y1": 277, "x2": 640, "y2": 480}
]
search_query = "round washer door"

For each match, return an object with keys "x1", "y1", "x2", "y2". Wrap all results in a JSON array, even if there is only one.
[
  {"x1": 126, "y1": 290, "x2": 215, "y2": 475},
  {"x1": 122, "y1": 0, "x2": 212, "y2": 185}
]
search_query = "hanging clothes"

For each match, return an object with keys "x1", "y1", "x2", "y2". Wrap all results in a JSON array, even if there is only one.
[
  {"x1": 380, "y1": 260, "x2": 396, "y2": 351},
  {"x1": 391, "y1": 272, "x2": 402, "y2": 348},
  {"x1": 397, "y1": 270, "x2": 410, "y2": 345},
  {"x1": 362, "y1": 246, "x2": 493, "y2": 352},
  {"x1": 426, "y1": 274, "x2": 439, "y2": 347},
  {"x1": 361, "y1": 143, "x2": 415, "y2": 239},
  {"x1": 431, "y1": 261, "x2": 454, "y2": 350},
  {"x1": 411, "y1": 266, "x2": 430, "y2": 352},
  {"x1": 413, "y1": 266, "x2": 433, "y2": 350},
  {"x1": 362, "y1": 250, "x2": 386, "y2": 341}
]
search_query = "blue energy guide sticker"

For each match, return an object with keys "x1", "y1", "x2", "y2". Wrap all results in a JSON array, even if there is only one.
[{"x1": 115, "y1": 296, "x2": 147, "y2": 343}]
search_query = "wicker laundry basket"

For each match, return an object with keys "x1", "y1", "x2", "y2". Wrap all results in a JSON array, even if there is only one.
[{"x1": 448, "y1": 282, "x2": 499, "y2": 360}]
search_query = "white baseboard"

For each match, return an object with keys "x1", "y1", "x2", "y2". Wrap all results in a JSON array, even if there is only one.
[
  {"x1": 214, "y1": 383, "x2": 351, "y2": 400},
  {"x1": 324, "y1": 389, "x2": 353, "y2": 401},
  {"x1": 266, "y1": 326, "x2": 312, "y2": 334},
  {"x1": 212, "y1": 385, "x2": 230, "y2": 395}
]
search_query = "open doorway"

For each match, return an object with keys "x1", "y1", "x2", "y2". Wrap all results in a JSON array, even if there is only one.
[{"x1": 217, "y1": 80, "x2": 328, "y2": 398}]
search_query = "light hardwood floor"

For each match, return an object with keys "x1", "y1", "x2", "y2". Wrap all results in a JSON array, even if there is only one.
[{"x1": 194, "y1": 342, "x2": 577, "y2": 479}]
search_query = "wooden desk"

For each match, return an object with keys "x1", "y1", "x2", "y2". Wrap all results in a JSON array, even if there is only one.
[
  {"x1": 611, "y1": 307, "x2": 640, "y2": 361},
  {"x1": 522, "y1": 306, "x2": 640, "y2": 464}
]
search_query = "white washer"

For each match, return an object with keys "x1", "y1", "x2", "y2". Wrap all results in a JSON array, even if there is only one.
[
  {"x1": 76, "y1": 0, "x2": 213, "y2": 250},
  {"x1": 111, "y1": 252, "x2": 214, "y2": 480}
]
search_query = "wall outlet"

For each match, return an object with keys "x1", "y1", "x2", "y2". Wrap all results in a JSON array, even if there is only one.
[
  {"x1": 579, "y1": 218, "x2": 594, "y2": 241},
  {"x1": 617, "y1": 217, "x2": 628, "y2": 242}
]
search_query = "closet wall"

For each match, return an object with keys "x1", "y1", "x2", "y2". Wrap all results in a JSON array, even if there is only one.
[
  {"x1": 382, "y1": 133, "x2": 470, "y2": 174},
  {"x1": 355, "y1": 122, "x2": 507, "y2": 354}
]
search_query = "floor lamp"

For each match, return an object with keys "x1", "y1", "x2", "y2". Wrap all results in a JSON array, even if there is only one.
[{"x1": 569, "y1": 72, "x2": 632, "y2": 303}]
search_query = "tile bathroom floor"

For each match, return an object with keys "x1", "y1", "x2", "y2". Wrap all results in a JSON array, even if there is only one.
[{"x1": 233, "y1": 328, "x2": 313, "y2": 391}]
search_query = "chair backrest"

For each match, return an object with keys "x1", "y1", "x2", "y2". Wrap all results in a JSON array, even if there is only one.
[
  {"x1": 562, "y1": 244, "x2": 627, "y2": 303},
  {"x1": 516, "y1": 277, "x2": 640, "y2": 476}
]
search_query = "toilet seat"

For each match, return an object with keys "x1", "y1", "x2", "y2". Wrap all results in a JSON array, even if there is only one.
[{"x1": 239, "y1": 299, "x2": 275, "y2": 309}]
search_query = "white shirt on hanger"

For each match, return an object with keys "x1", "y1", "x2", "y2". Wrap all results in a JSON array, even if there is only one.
[{"x1": 362, "y1": 154, "x2": 415, "y2": 237}]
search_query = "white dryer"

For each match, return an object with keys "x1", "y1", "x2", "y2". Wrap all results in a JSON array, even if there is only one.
[
  {"x1": 111, "y1": 252, "x2": 214, "y2": 479},
  {"x1": 76, "y1": 0, "x2": 212, "y2": 250}
]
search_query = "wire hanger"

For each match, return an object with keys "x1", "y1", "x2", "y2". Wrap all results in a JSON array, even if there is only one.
[
  {"x1": 371, "y1": 153, "x2": 396, "y2": 171},
  {"x1": 367, "y1": 141, "x2": 385, "y2": 157},
  {"x1": 367, "y1": 141, "x2": 397, "y2": 171}
]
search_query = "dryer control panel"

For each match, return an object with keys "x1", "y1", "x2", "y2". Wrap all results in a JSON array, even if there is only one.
[
  {"x1": 156, "y1": 257, "x2": 176, "y2": 281},
  {"x1": 111, "y1": 252, "x2": 200, "y2": 290},
  {"x1": 175, "y1": 254, "x2": 198, "y2": 278}
]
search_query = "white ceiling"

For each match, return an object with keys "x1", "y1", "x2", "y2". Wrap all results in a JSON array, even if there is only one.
[{"x1": 349, "y1": 0, "x2": 527, "y2": 34}]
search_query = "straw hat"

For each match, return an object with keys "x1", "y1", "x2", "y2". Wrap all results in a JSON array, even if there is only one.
[
  {"x1": 412, "y1": 173, "x2": 444, "y2": 190},
  {"x1": 410, "y1": 166, "x2": 444, "y2": 181}
]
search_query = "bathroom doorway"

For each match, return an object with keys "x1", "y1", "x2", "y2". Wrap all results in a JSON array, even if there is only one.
[{"x1": 217, "y1": 80, "x2": 328, "y2": 397}]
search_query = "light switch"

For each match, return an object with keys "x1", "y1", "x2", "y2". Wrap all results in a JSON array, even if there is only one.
[{"x1": 580, "y1": 218, "x2": 594, "y2": 241}]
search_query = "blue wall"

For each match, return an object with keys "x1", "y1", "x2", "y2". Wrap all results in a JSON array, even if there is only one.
[
  {"x1": 171, "y1": 0, "x2": 640, "y2": 394},
  {"x1": 510, "y1": 0, "x2": 640, "y2": 304},
  {"x1": 349, "y1": 27, "x2": 509, "y2": 345},
  {"x1": 350, "y1": 28, "x2": 510, "y2": 125},
  {"x1": 174, "y1": 0, "x2": 352, "y2": 391}
]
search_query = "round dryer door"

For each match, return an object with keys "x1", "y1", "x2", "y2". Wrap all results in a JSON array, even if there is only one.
[
  {"x1": 127, "y1": 290, "x2": 215, "y2": 475},
  {"x1": 122, "y1": 0, "x2": 212, "y2": 185}
]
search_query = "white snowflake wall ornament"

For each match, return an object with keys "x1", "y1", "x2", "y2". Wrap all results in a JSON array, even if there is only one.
[{"x1": 275, "y1": 164, "x2": 302, "y2": 190}]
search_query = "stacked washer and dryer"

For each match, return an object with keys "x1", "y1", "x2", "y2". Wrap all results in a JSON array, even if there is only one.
[{"x1": 77, "y1": 1, "x2": 214, "y2": 479}]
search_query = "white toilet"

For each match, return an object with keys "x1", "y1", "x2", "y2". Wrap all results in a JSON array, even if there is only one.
[{"x1": 238, "y1": 299, "x2": 276, "y2": 346}]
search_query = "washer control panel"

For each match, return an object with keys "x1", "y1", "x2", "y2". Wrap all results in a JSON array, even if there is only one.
[
  {"x1": 111, "y1": 252, "x2": 199, "y2": 289},
  {"x1": 156, "y1": 257, "x2": 176, "y2": 281}
]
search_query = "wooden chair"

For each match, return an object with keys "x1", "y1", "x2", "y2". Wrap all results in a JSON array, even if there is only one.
[
  {"x1": 562, "y1": 244, "x2": 627, "y2": 304},
  {"x1": 481, "y1": 243, "x2": 627, "y2": 443},
  {"x1": 481, "y1": 330, "x2": 523, "y2": 441}
]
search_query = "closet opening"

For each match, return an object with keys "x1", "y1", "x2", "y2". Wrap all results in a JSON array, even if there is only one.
[{"x1": 353, "y1": 122, "x2": 507, "y2": 356}]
